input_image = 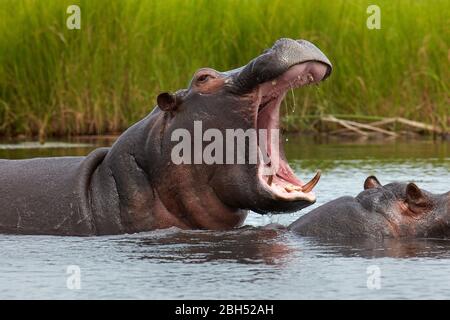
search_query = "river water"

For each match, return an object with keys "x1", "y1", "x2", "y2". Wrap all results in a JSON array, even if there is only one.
[{"x1": 0, "y1": 136, "x2": 449, "y2": 299}]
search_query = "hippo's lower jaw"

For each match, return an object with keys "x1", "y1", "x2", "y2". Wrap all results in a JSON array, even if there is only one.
[{"x1": 254, "y1": 62, "x2": 327, "y2": 204}]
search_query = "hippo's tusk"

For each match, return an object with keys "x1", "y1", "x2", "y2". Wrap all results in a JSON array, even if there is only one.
[
  {"x1": 267, "y1": 175, "x2": 273, "y2": 186},
  {"x1": 301, "y1": 171, "x2": 321, "y2": 193}
]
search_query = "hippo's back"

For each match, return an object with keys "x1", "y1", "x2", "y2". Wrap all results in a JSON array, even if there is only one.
[
  {"x1": 288, "y1": 196, "x2": 391, "y2": 238},
  {"x1": 0, "y1": 149, "x2": 108, "y2": 235}
]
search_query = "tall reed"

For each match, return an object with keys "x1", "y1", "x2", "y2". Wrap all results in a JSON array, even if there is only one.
[{"x1": 0, "y1": 0, "x2": 448, "y2": 136}]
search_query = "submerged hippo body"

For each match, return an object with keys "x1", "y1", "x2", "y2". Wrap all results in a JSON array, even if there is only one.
[
  {"x1": 289, "y1": 176, "x2": 450, "y2": 238},
  {"x1": 0, "y1": 38, "x2": 332, "y2": 235}
]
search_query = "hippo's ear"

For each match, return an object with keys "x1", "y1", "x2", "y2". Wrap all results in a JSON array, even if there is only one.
[
  {"x1": 406, "y1": 183, "x2": 429, "y2": 207},
  {"x1": 405, "y1": 183, "x2": 433, "y2": 216},
  {"x1": 364, "y1": 176, "x2": 381, "y2": 190},
  {"x1": 157, "y1": 92, "x2": 179, "y2": 112}
]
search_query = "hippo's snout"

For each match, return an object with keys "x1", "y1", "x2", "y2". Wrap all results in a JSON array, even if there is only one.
[{"x1": 234, "y1": 38, "x2": 332, "y2": 91}]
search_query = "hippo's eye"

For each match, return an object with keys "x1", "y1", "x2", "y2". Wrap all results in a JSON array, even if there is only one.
[{"x1": 197, "y1": 74, "x2": 211, "y2": 83}]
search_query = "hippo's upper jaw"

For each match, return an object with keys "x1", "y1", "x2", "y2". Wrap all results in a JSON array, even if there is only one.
[{"x1": 232, "y1": 38, "x2": 332, "y2": 92}]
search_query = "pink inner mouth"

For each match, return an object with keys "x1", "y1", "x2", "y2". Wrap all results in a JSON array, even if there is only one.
[{"x1": 254, "y1": 62, "x2": 328, "y2": 200}]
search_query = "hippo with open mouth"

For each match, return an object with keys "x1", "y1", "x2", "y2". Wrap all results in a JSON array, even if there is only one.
[
  {"x1": 0, "y1": 38, "x2": 332, "y2": 235},
  {"x1": 289, "y1": 176, "x2": 450, "y2": 238}
]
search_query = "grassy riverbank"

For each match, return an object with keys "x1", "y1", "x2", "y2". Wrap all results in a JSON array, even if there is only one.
[{"x1": 0, "y1": 0, "x2": 448, "y2": 137}]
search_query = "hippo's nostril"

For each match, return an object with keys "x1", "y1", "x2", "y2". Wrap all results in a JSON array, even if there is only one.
[{"x1": 197, "y1": 74, "x2": 210, "y2": 82}]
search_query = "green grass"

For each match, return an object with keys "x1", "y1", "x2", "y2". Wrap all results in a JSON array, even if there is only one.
[{"x1": 0, "y1": 0, "x2": 448, "y2": 137}]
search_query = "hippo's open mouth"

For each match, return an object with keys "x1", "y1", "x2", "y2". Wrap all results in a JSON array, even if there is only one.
[{"x1": 254, "y1": 61, "x2": 329, "y2": 202}]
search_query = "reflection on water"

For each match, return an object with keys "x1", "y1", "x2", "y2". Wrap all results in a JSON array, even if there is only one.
[
  {"x1": 302, "y1": 237, "x2": 450, "y2": 259},
  {"x1": 0, "y1": 141, "x2": 92, "y2": 150},
  {"x1": 0, "y1": 136, "x2": 449, "y2": 299},
  {"x1": 119, "y1": 227, "x2": 291, "y2": 265},
  {"x1": 285, "y1": 135, "x2": 448, "y2": 162}
]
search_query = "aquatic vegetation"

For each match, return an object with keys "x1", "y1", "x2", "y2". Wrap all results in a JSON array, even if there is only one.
[{"x1": 0, "y1": 0, "x2": 448, "y2": 137}]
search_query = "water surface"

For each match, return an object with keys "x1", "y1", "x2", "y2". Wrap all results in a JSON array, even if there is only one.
[{"x1": 0, "y1": 136, "x2": 449, "y2": 299}]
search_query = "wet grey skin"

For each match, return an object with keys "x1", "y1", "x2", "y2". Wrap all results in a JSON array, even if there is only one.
[
  {"x1": 0, "y1": 38, "x2": 332, "y2": 235},
  {"x1": 289, "y1": 176, "x2": 450, "y2": 239}
]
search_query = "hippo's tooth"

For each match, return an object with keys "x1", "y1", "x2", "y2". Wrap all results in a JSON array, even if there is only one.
[
  {"x1": 271, "y1": 80, "x2": 277, "y2": 86},
  {"x1": 308, "y1": 74, "x2": 314, "y2": 83},
  {"x1": 301, "y1": 171, "x2": 321, "y2": 193},
  {"x1": 285, "y1": 184, "x2": 303, "y2": 193},
  {"x1": 285, "y1": 185, "x2": 296, "y2": 192},
  {"x1": 267, "y1": 175, "x2": 273, "y2": 186}
]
